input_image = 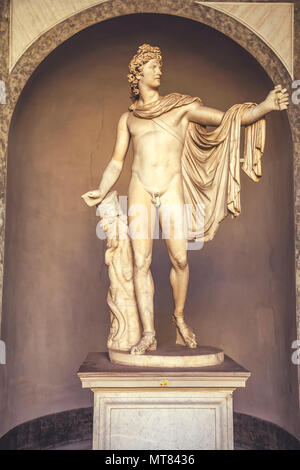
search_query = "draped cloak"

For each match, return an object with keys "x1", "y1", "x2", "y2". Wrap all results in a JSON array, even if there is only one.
[{"x1": 129, "y1": 93, "x2": 266, "y2": 242}]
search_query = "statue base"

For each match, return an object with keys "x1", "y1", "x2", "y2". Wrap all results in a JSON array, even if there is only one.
[
  {"x1": 78, "y1": 352, "x2": 250, "y2": 450},
  {"x1": 109, "y1": 344, "x2": 224, "y2": 368}
]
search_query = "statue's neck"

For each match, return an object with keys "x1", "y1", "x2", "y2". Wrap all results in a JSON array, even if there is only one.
[{"x1": 137, "y1": 87, "x2": 160, "y2": 107}]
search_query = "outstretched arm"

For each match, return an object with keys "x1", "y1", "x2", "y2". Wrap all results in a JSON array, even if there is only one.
[
  {"x1": 84, "y1": 112, "x2": 130, "y2": 205},
  {"x1": 186, "y1": 85, "x2": 289, "y2": 127},
  {"x1": 241, "y1": 85, "x2": 289, "y2": 125}
]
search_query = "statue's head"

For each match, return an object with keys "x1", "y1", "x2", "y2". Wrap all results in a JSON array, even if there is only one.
[{"x1": 128, "y1": 44, "x2": 162, "y2": 100}]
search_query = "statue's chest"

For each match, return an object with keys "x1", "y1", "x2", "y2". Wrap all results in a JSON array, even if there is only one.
[
  {"x1": 129, "y1": 109, "x2": 184, "y2": 140},
  {"x1": 129, "y1": 117, "x2": 156, "y2": 138}
]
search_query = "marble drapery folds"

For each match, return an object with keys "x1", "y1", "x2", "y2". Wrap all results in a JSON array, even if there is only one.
[{"x1": 130, "y1": 93, "x2": 266, "y2": 242}]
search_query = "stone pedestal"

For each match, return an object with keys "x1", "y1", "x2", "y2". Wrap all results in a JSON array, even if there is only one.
[{"x1": 78, "y1": 352, "x2": 250, "y2": 450}]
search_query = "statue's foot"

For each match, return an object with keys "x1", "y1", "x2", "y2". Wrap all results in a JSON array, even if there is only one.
[
  {"x1": 130, "y1": 333, "x2": 157, "y2": 355},
  {"x1": 172, "y1": 314, "x2": 197, "y2": 349}
]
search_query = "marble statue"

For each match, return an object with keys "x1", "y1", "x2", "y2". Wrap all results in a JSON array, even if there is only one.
[{"x1": 82, "y1": 44, "x2": 289, "y2": 364}]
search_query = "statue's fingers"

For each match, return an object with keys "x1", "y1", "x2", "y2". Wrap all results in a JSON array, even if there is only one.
[
  {"x1": 279, "y1": 103, "x2": 288, "y2": 110},
  {"x1": 278, "y1": 93, "x2": 289, "y2": 101},
  {"x1": 274, "y1": 84, "x2": 282, "y2": 91}
]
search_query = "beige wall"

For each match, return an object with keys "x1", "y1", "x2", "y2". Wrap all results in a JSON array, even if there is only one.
[{"x1": 0, "y1": 14, "x2": 298, "y2": 438}]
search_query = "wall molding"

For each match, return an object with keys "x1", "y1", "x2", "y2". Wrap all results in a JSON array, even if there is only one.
[{"x1": 9, "y1": 1, "x2": 294, "y2": 77}]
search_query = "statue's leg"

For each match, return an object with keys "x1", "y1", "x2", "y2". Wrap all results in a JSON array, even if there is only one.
[
  {"x1": 128, "y1": 174, "x2": 157, "y2": 355},
  {"x1": 159, "y1": 184, "x2": 197, "y2": 348}
]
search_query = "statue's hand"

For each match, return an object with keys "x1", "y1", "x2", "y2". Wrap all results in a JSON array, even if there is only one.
[
  {"x1": 81, "y1": 189, "x2": 104, "y2": 207},
  {"x1": 265, "y1": 85, "x2": 289, "y2": 111},
  {"x1": 88, "y1": 189, "x2": 102, "y2": 199}
]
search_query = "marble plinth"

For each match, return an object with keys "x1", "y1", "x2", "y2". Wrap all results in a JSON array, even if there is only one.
[
  {"x1": 109, "y1": 345, "x2": 224, "y2": 368},
  {"x1": 78, "y1": 352, "x2": 250, "y2": 450}
]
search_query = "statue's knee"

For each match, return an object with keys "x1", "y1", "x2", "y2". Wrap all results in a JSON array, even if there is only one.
[
  {"x1": 172, "y1": 253, "x2": 188, "y2": 270},
  {"x1": 134, "y1": 253, "x2": 152, "y2": 272}
]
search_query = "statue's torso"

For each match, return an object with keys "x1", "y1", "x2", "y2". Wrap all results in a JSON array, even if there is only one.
[{"x1": 127, "y1": 106, "x2": 189, "y2": 194}]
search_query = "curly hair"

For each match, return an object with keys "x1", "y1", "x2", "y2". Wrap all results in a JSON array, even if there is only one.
[{"x1": 128, "y1": 44, "x2": 162, "y2": 100}]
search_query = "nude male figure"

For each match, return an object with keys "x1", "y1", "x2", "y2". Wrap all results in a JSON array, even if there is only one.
[{"x1": 86, "y1": 44, "x2": 289, "y2": 355}]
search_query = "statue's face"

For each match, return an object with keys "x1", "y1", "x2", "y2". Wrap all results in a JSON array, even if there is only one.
[{"x1": 139, "y1": 58, "x2": 162, "y2": 90}]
